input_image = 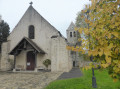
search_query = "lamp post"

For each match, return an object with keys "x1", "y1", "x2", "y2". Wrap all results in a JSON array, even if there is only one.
[
  {"x1": 90, "y1": 55, "x2": 97, "y2": 88},
  {"x1": 85, "y1": 9, "x2": 97, "y2": 88}
]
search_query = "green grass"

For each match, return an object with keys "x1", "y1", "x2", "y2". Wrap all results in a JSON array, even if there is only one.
[{"x1": 44, "y1": 69, "x2": 120, "y2": 89}]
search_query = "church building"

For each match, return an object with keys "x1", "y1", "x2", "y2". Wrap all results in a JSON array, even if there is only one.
[
  {"x1": 0, "y1": 4, "x2": 73, "y2": 72},
  {"x1": 66, "y1": 22, "x2": 82, "y2": 67}
]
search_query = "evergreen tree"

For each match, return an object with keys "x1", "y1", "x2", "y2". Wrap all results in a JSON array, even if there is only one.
[{"x1": 0, "y1": 20, "x2": 10, "y2": 52}]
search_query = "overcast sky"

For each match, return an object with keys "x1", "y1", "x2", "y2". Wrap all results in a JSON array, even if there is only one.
[{"x1": 0, "y1": 0, "x2": 90, "y2": 37}]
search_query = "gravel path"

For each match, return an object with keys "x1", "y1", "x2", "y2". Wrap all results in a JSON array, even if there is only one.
[{"x1": 0, "y1": 71, "x2": 62, "y2": 89}]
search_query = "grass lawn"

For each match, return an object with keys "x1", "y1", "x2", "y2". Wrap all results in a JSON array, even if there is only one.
[{"x1": 44, "y1": 69, "x2": 120, "y2": 89}]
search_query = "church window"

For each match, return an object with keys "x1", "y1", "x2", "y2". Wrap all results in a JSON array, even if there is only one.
[
  {"x1": 29, "y1": 25, "x2": 35, "y2": 39},
  {"x1": 74, "y1": 31, "x2": 76, "y2": 37},
  {"x1": 72, "y1": 27, "x2": 74, "y2": 29},
  {"x1": 70, "y1": 32, "x2": 72, "y2": 37}
]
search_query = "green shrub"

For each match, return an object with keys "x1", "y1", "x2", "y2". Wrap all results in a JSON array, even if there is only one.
[{"x1": 43, "y1": 59, "x2": 51, "y2": 69}]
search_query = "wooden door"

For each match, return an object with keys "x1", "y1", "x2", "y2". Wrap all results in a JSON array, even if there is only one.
[{"x1": 26, "y1": 51, "x2": 35, "y2": 70}]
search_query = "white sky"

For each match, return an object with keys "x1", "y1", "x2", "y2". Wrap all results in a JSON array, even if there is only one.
[{"x1": 0, "y1": 0, "x2": 90, "y2": 37}]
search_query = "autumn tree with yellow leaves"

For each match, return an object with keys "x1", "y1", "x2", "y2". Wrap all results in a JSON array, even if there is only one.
[{"x1": 67, "y1": 0, "x2": 120, "y2": 81}]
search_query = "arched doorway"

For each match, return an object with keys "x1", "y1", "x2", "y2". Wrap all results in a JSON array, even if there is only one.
[
  {"x1": 26, "y1": 51, "x2": 35, "y2": 70},
  {"x1": 73, "y1": 61, "x2": 75, "y2": 67}
]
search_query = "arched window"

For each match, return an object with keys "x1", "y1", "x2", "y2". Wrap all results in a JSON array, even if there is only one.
[
  {"x1": 70, "y1": 32, "x2": 72, "y2": 37},
  {"x1": 74, "y1": 31, "x2": 76, "y2": 37},
  {"x1": 29, "y1": 25, "x2": 34, "y2": 39}
]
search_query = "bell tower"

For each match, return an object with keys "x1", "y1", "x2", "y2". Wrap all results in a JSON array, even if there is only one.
[{"x1": 66, "y1": 22, "x2": 77, "y2": 45}]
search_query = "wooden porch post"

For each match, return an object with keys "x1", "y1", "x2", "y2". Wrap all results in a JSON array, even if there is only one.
[
  {"x1": 13, "y1": 50, "x2": 17, "y2": 70},
  {"x1": 13, "y1": 54, "x2": 16, "y2": 69},
  {"x1": 34, "y1": 50, "x2": 38, "y2": 72},
  {"x1": 35, "y1": 51, "x2": 37, "y2": 68}
]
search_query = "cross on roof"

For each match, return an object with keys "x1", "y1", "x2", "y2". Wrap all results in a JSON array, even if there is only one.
[{"x1": 29, "y1": 2, "x2": 33, "y2": 6}]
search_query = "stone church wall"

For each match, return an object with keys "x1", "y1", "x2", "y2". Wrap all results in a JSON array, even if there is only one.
[
  {"x1": 0, "y1": 6, "x2": 72, "y2": 72},
  {"x1": 37, "y1": 53, "x2": 47, "y2": 69},
  {"x1": 0, "y1": 53, "x2": 1, "y2": 69},
  {"x1": 51, "y1": 36, "x2": 72, "y2": 72},
  {"x1": 1, "y1": 42, "x2": 11, "y2": 71},
  {"x1": 7, "y1": 6, "x2": 59, "y2": 56},
  {"x1": 16, "y1": 50, "x2": 26, "y2": 70}
]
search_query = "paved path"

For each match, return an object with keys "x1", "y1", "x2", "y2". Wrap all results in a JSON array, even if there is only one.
[
  {"x1": 0, "y1": 71, "x2": 62, "y2": 89},
  {"x1": 58, "y1": 68, "x2": 83, "y2": 80}
]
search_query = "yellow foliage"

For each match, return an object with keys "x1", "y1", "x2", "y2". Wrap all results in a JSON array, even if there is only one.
[
  {"x1": 92, "y1": 50, "x2": 98, "y2": 56},
  {"x1": 88, "y1": 50, "x2": 92, "y2": 56},
  {"x1": 118, "y1": 64, "x2": 120, "y2": 68},
  {"x1": 99, "y1": 51, "x2": 103, "y2": 56},
  {"x1": 66, "y1": 46, "x2": 72, "y2": 50},
  {"x1": 113, "y1": 60, "x2": 118, "y2": 64},
  {"x1": 107, "y1": 33, "x2": 111, "y2": 39},
  {"x1": 89, "y1": 22, "x2": 93, "y2": 26},
  {"x1": 76, "y1": 46, "x2": 79, "y2": 49},
  {"x1": 115, "y1": 68, "x2": 120, "y2": 73},
  {"x1": 108, "y1": 43, "x2": 114, "y2": 49},
  {"x1": 105, "y1": 56, "x2": 111, "y2": 64},
  {"x1": 112, "y1": 32, "x2": 119, "y2": 38},
  {"x1": 104, "y1": 49, "x2": 111, "y2": 57},
  {"x1": 78, "y1": 38, "x2": 81, "y2": 42},
  {"x1": 82, "y1": 39, "x2": 86, "y2": 42},
  {"x1": 67, "y1": 0, "x2": 120, "y2": 80},
  {"x1": 78, "y1": 28, "x2": 83, "y2": 34},
  {"x1": 86, "y1": 46, "x2": 89, "y2": 50},
  {"x1": 115, "y1": 48, "x2": 119, "y2": 54},
  {"x1": 89, "y1": 62, "x2": 93, "y2": 66},
  {"x1": 81, "y1": 50, "x2": 85, "y2": 54},
  {"x1": 74, "y1": 27, "x2": 78, "y2": 31},
  {"x1": 101, "y1": 63, "x2": 109, "y2": 68},
  {"x1": 82, "y1": 67, "x2": 85, "y2": 71},
  {"x1": 101, "y1": 60, "x2": 106, "y2": 64},
  {"x1": 85, "y1": 18, "x2": 90, "y2": 23},
  {"x1": 85, "y1": 66, "x2": 88, "y2": 70}
]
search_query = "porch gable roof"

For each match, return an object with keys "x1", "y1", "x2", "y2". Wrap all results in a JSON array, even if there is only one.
[{"x1": 9, "y1": 37, "x2": 45, "y2": 55}]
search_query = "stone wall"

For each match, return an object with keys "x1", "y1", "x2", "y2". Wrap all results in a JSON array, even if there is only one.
[
  {"x1": 0, "y1": 53, "x2": 1, "y2": 69},
  {"x1": 16, "y1": 50, "x2": 26, "y2": 70},
  {"x1": 1, "y1": 42, "x2": 11, "y2": 71},
  {"x1": 51, "y1": 36, "x2": 72, "y2": 72},
  {"x1": 79, "y1": 61, "x2": 91, "y2": 68}
]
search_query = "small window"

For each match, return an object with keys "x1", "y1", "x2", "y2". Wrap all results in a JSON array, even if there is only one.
[
  {"x1": 29, "y1": 25, "x2": 35, "y2": 39},
  {"x1": 72, "y1": 27, "x2": 74, "y2": 29},
  {"x1": 74, "y1": 31, "x2": 76, "y2": 37},
  {"x1": 70, "y1": 32, "x2": 72, "y2": 37}
]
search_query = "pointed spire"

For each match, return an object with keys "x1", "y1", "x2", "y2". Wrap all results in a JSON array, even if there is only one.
[
  {"x1": 29, "y1": 1, "x2": 33, "y2": 6},
  {"x1": 70, "y1": 22, "x2": 75, "y2": 26},
  {"x1": 67, "y1": 21, "x2": 75, "y2": 30}
]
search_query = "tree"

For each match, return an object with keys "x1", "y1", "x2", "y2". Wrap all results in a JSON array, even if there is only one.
[
  {"x1": 0, "y1": 15, "x2": 1, "y2": 22},
  {"x1": 75, "y1": 8, "x2": 91, "y2": 61},
  {"x1": 75, "y1": 11, "x2": 88, "y2": 28},
  {"x1": 67, "y1": 0, "x2": 120, "y2": 81},
  {"x1": 0, "y1": 19, "x2": 10, "y2": 52}
]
